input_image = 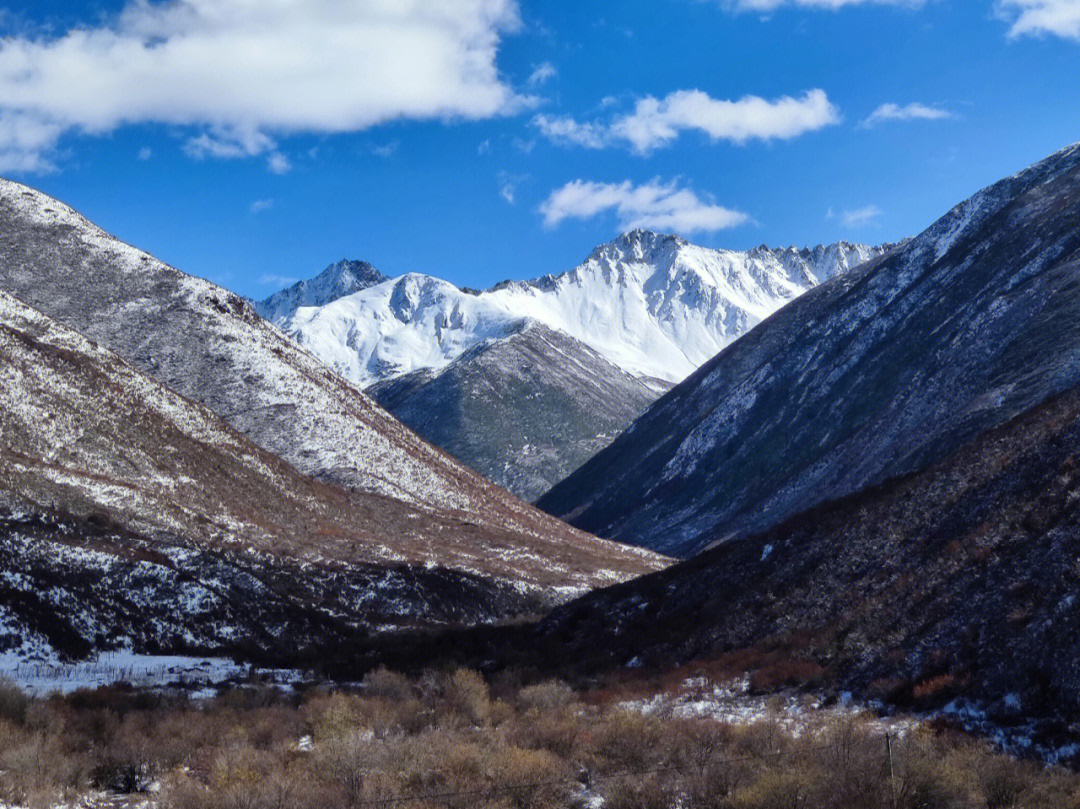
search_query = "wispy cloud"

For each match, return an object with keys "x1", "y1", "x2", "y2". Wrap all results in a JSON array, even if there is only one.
[
  {"x1": 497, "y1": 171, "x2": 528, "y2": 204},
  {"x1": 996, "y1": 0, "x2": 1080, "y2": 40},
  {"x1": 250, "y1": 198, "x2": 274, "y2": 214},
  {"x1": 266, "y1": 152, "x2": 292, "y2": 175},
  {"x1": 370, "y1": 141, "x2": 399, "y2": 158},
  {"x1": 840, "y1": 205, "x2": 883, "y2": 227},
  {"x1": 259, "y1": 272, "x2": 297, "y2": 288},
  {"x1": 0, "y1": 0, "x2": 526, "y2": 173},
  {"x1": 861, "y1": 102, "x2": 955, "y2": 127},
  {"x1": 539, "y1": 178, "x2": 750, "y2": 234},
  {"x1": 535, "y1": 89, "x2": 840, "y2": 155},
  {"x1": 720, "y1": 0, "x2": 925, "y2": 10},
  {"x1": 137, "y1": 146, "x2": 152, "y2": 161},
  {"x1": 527, "y1": 61, "x2": 557, "y2": 87}
]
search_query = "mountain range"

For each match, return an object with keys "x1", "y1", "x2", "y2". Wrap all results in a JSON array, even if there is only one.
[{"x1": 259, "y1": 232, "x2": 891, "y2": 498}]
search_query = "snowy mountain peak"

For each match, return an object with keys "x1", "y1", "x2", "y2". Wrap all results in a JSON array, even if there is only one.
[
  {"x1": 257, "y1": 258, "x2": 386, "y2": 322},
  {"x1": 261, "y1": 233, "x2": 894, "y2": 389}
]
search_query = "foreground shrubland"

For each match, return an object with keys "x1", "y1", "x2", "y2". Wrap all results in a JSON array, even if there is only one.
[{"x1": 0, "y1": 669, "x2": 1077, "y2": 809}]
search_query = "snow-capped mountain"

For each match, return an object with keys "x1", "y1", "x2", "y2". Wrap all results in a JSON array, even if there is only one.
[
  {"x1": 260, "y1": 232, "x2": 891, "y2": 388},
  {"x1": 539, "y1": 140, "x2": 1080, "y2": 556},
  {"x1": 257, "y1": 234, "x2": 890, "y2": 498}
]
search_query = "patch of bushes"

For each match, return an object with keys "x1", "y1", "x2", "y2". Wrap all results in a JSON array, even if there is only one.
[{"x1": 0, "y1": 670, "x2": 1077, "y2": 809}]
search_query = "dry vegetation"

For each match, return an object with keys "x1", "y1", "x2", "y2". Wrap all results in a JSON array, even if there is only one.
[{"x1": 0, "y1": 670, "x2": 1078, "y2": 809}]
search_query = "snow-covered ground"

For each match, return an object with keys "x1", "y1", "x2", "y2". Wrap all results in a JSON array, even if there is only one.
[{"x1": 0, "y1": 650, "x2": 304, "y2": 697}]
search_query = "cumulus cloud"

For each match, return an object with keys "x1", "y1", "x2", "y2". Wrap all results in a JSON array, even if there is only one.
[
  {"x1": 539, "y1": 178, "x2": 750, "y2": 234},
  {"x1": 0, "y1": 0, "x2": 526, "y2": 172},
  {"x1": 861, "y1": 102, "x2": 955, "y2": 127},
  {"x1": 535, "y1": 89, "x2": 839, "y2": 154},
  {"x1": 841, "y1": 205, "x2": 883, "y2": 227},
  {"x1": 996, "y1": 0, "x2": 1080, "y2": 39}
]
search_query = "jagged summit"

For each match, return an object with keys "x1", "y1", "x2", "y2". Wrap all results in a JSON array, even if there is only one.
[{"x1": 257, "y1": 258, "x2": 386, "y2": 322}]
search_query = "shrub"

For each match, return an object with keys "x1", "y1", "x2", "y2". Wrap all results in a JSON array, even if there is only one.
[{"x1": 0, "y1": 677, "x2": 29, "y2": 724}]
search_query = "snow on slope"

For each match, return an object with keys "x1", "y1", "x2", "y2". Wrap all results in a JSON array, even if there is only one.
[
  {"x1": 260, "y1": 231, "x2": 890, "y2": 388},
  {"x1": 0, "y1": 178, "x2": 570, "y2": 529}
]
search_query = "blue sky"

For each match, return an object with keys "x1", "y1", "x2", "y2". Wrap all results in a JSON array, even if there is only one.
[{"x1": 1, "y1": 0, "x2": 1078, "y2": 298}]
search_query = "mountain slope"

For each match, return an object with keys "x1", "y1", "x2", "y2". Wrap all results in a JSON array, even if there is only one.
[
  {"x1": 539, "y1": 141, "x2": 1080, "y2": 556},
  {"x1": 0, "y1": 178, "x2": 601, "y2": 545},
  {"x1": 369, "y1": 322, "x2": 665, "y2": 501},
  {"x1": 0, "y1": 290, "x2": 667, "y2": 660},
  {"x1": 524, "y1": 382, "x2": 1080, "y2": 744}
]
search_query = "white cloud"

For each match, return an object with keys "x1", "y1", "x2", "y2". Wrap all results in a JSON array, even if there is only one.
[
  {"x1": 251, "y1": 198, "x2": 274, "y2": 213},
  {"x1": 996, "y1": 0, "x2": 1080, "y2": 39},
  {"x1": 539, "y1": 178, "x2": 750, "y2": 234},
  {"x1": 267, "y1": 152, "x2": 292, "y2": 175},
  {"x1": 497, "y1": 171, "x2": 527, "y2": 203},
  {"x1": 0, "y1": 112, "x2": 63, "y2": 173},
  {"x1": 841, "y1": 205, "x2": 883, "y2": 227},
  {"x1": 0, "y1": 0, "x2": 525, "y2": 172},
  {"x1": 528, "y1": 61, "x2": 557, "y2": 86},
  {"x1": 723, "y1": 0, "x2": 924, "y2": 9},
  {"x1": 861, "y1": 102, "x2": 955, "y2": 127},
  {"x1": 477, "y1": 138, "x2": 491, "y2": 154},
  {"x1": 533, "y1": 115, "x2": 608, "y2": 149},
  {"x1": 137, "y1": 146, "x2": 153, "y2": 161},
  {"x1": 535, "y1": 89, "x2": 839, "y2": 154}
]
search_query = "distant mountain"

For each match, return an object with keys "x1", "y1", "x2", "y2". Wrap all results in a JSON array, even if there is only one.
[
  {"x1": 257, "y1": 259, "x2": 387, "y2": 322},
  {"x1": 0, "y1": 178, "x2": 599, "y2": 548},
  {"x1": 0, "y1": 289, "x2": 667, "y2": 662},
  {"x1": 539, "y1": 141, "x2": 1080, "y2": 556},
  {"x1": 260, "y1": 233, "x2": 889, "y2": 497},
  {"x1": 369, "y1": 322, "x2": 664, "y2": 501}
]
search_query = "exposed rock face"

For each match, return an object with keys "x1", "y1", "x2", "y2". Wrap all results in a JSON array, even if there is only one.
[
  {"x1": 256, "y1": 259, "x2": 387, "y2": 322},
  {"x1": 539, "y1": 141, "x2": 1080, "y2": 556}
]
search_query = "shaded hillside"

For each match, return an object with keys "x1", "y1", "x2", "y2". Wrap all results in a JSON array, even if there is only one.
[
  {"x1": 530, "y1": 384, "x2": 1080, "y2": 729},
  {"x1": 540, "y1": 141, "x2": 1080, "y2": 556},
  {"x1": 370, "y1": 323, "x2": 666, "y2": 500},
  {"x1": 0, "y1": 290, "x2": 667, "y2": 660}
]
